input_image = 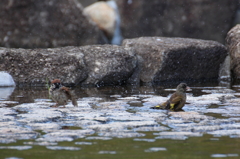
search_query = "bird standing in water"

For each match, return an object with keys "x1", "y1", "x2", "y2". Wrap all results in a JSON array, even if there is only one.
[
  {"x1": 49, "y1": 79, "x2": 78, "y2": 107},
  {"x1": 151, "y1": 83, "x2": 190, "y2": 111}
]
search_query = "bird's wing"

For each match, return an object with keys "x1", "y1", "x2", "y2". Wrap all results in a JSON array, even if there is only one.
[
  {"x1": 60, "y1": 87, "x2": 78, "y2": 107},
  {"x1": 151, "y1": 101, "x2": 167, "y2": 109},
  {"x1": 60, "y1": 86, "x2": 71, "y2": 97},
  {"x1": 168, "y1": 93, "x2": 183, "y2": 109}
]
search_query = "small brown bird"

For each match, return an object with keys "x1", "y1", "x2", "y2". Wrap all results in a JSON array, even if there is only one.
[
  {"x1": 49, "y1": 79, "x2": 78, "y2": 107},
  {"x1": 151, "y1": 83, "x2": 190, "y2": 111}
]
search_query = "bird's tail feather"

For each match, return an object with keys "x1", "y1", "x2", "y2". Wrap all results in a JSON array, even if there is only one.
[
  {"x1": 72, "y1": 98, "x2": 78, "y2": 107},
  {"x1": 150, "y1": 102, "x2": 167, "y2": 109}
]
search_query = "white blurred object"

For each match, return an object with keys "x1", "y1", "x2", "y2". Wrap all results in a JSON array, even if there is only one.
[
  {"x1": 0, "y1": 87, "x2": 15, "y2": 99},
  {"x1": 0, "y1": 72, "x2": 15, "y2": 86}
]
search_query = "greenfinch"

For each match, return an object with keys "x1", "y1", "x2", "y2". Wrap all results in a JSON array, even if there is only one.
[{"x1": 151, "y1": 83, "x2": 190, "y2": 111}]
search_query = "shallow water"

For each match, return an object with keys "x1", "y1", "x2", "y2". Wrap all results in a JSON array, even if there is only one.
[{"x1": 0, "y1": 83, "x2": 240, "y2": 159}]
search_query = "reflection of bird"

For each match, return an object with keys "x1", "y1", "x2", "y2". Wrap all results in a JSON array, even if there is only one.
[
  {"x1": 151, "y1": 83, "x2": 190, "y2": 111},
  {"x1": 49, "y1": 79, "x2": 78, "y2": 107}
]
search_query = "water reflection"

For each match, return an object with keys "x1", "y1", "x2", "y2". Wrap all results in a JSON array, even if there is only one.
[
  {"x1": 0, "y1": 87, "x2": 15, "y2": 99},
  {"x1": 1, "y1": 83, "x2": 240, "y2": 159}
]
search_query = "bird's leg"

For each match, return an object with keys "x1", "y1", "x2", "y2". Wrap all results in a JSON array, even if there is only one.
[{"x1": 51, "y1": 103, "x2": 59, "y2": 107}]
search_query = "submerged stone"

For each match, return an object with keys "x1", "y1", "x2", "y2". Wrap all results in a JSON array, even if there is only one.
[
  {"x1": 46, "y1": 146, "x2": 81, "y2": 151},
  {"x1": 145, "y1": 147, "x2": 167, "y2": 152},
  {"x1": 0, "y1": 146, "x2": 32, "y2": 150}
]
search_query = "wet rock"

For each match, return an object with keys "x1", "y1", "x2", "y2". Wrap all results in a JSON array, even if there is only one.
[
  {"x1": 122, "y1": 37, "x2": 227, "y2": 84},
  {"x1": 5, "y1": 157, "x2": 23, "y2": 159},
  {"x1": 0, "y1": 0, "x2": 106, "y2": 48},
  {"x1": 88, "y1": 121, "x2": 158, "y2": 132},
  {"x1": 0, "y1": 47, "x2": 88, "y2": 85},
  {"x1": 0, "y1": 125, "x2": 39, "y2": 143},
  {"x1": 75, "y1": 141, "x2": 93, "y2": 145},
  {"x1": 168, "y1": 111, "x2": 213, "y2": 121},
  {"x1": 0, "y1": 108, "x2": 17, "y2": 121},
  {"x1": 211, "y1": 154, "x2": 239, "y2": 158},
  {"x1": 80, "y1": 45, "x2": 137, "y2": 86},
  {"x1": 41, "y1": 129, "x2": 94, "y2": 142},
  {"x1": 145, "y1": 147, "x2": 167, "y2": 152},
  {"x1": 218, "y1": 55, "x2": 231, "y2": 83},
  {"x1": 46, "y1": 129, "x2": 95, "y2": 137},
  {"x1": 0, "y1": 146, "x2": 32, "y2": 150},
  {"x1": 208, "y1": 129, "x2": 240, "y2": 137},
  {"x1": 133, "y1": 138, "x2": 156, "y2": 142},
  {"x1": 85, "y1": 136, "x2": 112, "y2": 140},
  {"x1": 133, "y1": 126, "x2": 169, "y2": 132},
  {"x1": 37, "y1": 136, "x2": 74, "y2": 142},
  {"x1": 117, "y1": 0, "x2": 238, "y2": 43},
  {"x1": 98, "y1": 151, "x2": 117, "y2": 154},
  {"x1": 23, "y1": 141, "x2": 58, "y2": 146},
  {"x1": 0, "y1": 45, "x2": 136, "y2": 86},
  {"x1": 14, "y1": 107, "x2": 63, "y2": 123},
  {"x1": 203, "y1": 106, "x2": 240, "y2": 117},
  {"x1": 97, "y1": 101, "x2": 129, "y2": 110},
  {"x1": 226, "y1": 24, "x2": 240, "y2": 80},
  {"x1": 1, "y1": 84, "x2": 240, "y2": 145},
  {"x1": 99, "y1": 130, "x2": 145, "y2": 138},
  {"x1": 154, "y1": 131, "x2": 203, "y2": 140},
  {"x1": 28, "y1": 123, "x2": 61, "y2": 131},
  {"x1": 46, "y1": 146, "x2": 81, "y2": 151}
]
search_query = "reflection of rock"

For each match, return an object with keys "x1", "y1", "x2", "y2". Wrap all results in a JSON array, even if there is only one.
[
  {"x1": 226, "y1": 24, "x2": 240, "y2": 80},
  {"x1": 0, "y1": 87, "x2": 15, "y2": 99},
  {"x1": 116, "y1": 0, "x2": 238, "y2": 43},
  {"x1": 0, "y1": 0, "x2": 106, "y2": 48},
  {"x1": 218, "y1": 55, "x2": 231, "y2": 88},
  {"x1": 122, "y1": 37, "x2": 227, "y2": 84},
  {"x1": 2, "y1": 85, "x2": 240, "y2": 143},
  {"x1": 219, "y1": 55, "x2": 231, "y2": 81}
]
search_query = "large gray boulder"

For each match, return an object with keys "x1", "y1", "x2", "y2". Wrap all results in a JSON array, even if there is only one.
[
  {"x1": 226, "y1": 24, "x2": 240, "y2": 80},
  {"x1": 0, "y1": 47, "x2": 88, "y2": 86},
  {"x1": 122, "y1": 37, "x2": 228, "y2": 85},
  {"x1": 0, "y1": 0, "x2": 106, "y2": 48},
  {"x1": 117, "y1": 0, "x2": 238, "y2": 43},
  {"x1": 79, "y1": 45, "x2": 137, "y2": 86},
  {"x1": 0, "y1": 45, "x2": 137, "y2": 86}
]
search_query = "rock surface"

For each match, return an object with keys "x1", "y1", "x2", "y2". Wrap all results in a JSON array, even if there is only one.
[
  {"x1": 226, "y1": 24, "x2": 240, "y2": 80},
  {"x1": 79, "y1": 45, "x2": 137, "y2": 86},
  {"x1": 0, "y1": 45, "x2": 136, "y2": 86},
  {"x1": 0, "y1": 47, "x2": 88, "y2": 85},
  {"x1": 78, "y1": 0, "x2": 97, "y2": 7},
  {"x1": 122, "y1": 37, "x2": 228, "y2": 84},
  {"x1": 0, "y1": 0, "x2": 106, "y2": 48},
  {"x1": 117, "y1": 0, "x2": 238, "y2": 43}
]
